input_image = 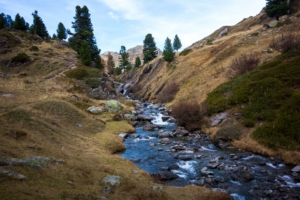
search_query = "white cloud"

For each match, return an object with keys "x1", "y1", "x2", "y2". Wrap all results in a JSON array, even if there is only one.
[
  {"x1": 98, "y1": 0, "x2": 144, "y2": 20},
  {"x1": 108, "y1": 11, "x2": 119, "y2": 20}
]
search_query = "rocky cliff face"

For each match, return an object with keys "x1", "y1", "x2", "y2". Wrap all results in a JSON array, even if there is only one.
[{"x1": 101, "y1": 45, "x2": 162, "y2": 68}]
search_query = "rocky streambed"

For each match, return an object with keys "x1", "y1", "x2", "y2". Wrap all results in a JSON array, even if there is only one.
[{"x1": 120, "y1": 102, "x2": 300, "y2": 200}]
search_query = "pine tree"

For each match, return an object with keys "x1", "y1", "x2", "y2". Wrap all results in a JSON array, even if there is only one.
[
  {"x1": 31, "y1": 11, "x2": 49, "y2": 38},
  {"x1": 0, "y1": 13, "x2": 6, "y2": 29},
  {"x1": 107, "y1": 52, "x2": 115, "y2": 75},
  {"x1": 265, "y1": 0, "x2": 289, "y2": 20},
  {"x1": 125, "y1": 64, "x2": 132, "y2": 71},
  {"x1": 134, "y1": 57, "x2": 141, "y2": 68},
  {"x1": 80, "y1": 40, "x2": 92, "y2": 66},
  {"x1": 119, "y1": 46, "x2": 130, "y2": 71},
  {"x1": 56, "y1": 22, "x2": 67, "y2": 40},
  {"x1": 173, "y1": 34, "x2": 182, "y2": 52},
  {"x1": 163, "y1": 37, "x2": 175, "y2": 62},
  {"x1": 143, "y1": 33, "x2": 157, "y2": 64},
  {"x1": 14, "y1": 14, "x2": 28, "y2": 31},
  {"x1": 68, "y1": 5, "x2": 102, "y2": 68},
  {"x1": 5, "y1": 15, "x2": 13, "y2": 28},
  {"x1": 52, "y1": 33, "x2": 57, "y2": 39},
  {"x1": 115, "y1": 67, "x2": 122, "y2": 75}
]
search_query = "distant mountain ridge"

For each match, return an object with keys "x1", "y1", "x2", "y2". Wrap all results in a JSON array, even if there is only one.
[{"x1": 101, "y1": 45, "x2": 162, "y2": 67}]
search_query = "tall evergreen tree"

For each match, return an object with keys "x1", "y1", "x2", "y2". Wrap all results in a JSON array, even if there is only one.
[
  {"x1": 107, "y1": 52, "x2": 115, "y2": 75},
  {"x1": 52, "y1": 33, "x2": 57, "y2": 39},
  {"x1": 68, "y1": 5, "x2": 102, "y2": 68},
  {"x1": 143, "y1": 33, "x2": 157, "y2": 64},
  {"x1": 163, "y1": 37, "x2": 175, "y2": 62},
  {"x1": 173, "y1": 34, "x2": 182, "y2": 52},
  {"x1": 56, "y1": 22, "x2": 67, "y2": 40},
  {"x1": 0, "y1": 13, "x2": 6, "y2": 29},
  {"x1": 5, "y1": 15, "x2": 13, "y2": 28},
  {"x1": 265, "y1": 0, "x2": 289, "y2": 20},
  {"x1": 115, "y1": 67, "x2": 122, "y2": 75},
  {"x1": 134, "y1": 56, "x2": 141, "y2": 68},
  {"x1": 31, "y1": 11, "x2": 49, "y2": 38},
  {"x1": 13, "y1": 13, "x2": 28, "y2": 31},
  {"x1": 119, "y1": 46, "x2": 130, "y2": 71}
]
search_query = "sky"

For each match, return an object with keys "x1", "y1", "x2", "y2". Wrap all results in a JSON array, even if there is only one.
[{"x1": 0, "y1": 0, "x2": 266, "y2": 53}]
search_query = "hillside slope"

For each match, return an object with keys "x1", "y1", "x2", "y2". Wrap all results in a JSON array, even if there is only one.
[
  {"x1": 118, "y1": 10, "x2": 300, "y2": 164},
  {"x1": 0, "y1": 29, "x2": 230, "y2": 199}
]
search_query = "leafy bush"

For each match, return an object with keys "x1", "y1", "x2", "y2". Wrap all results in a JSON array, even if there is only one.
[
  {"x1": 158, "y1": 82, "x2": 179, "y2": 103},
  {"x1": 29, "y1": 46, "x2": 39, "y2": 51},
  {"x1": 11, "y1": 53, "x2": 29, "y2": 63},
  {"x1": 270, "y1": 33, "x2": 300, "y2": 53},
  {"x1": 228, "y1": 52, "x2": 260, "y2": 76},
  {"x1": 171, "y1": 101, "x2": 208, "y2": 131},
  {"x1": 179, "y1": 48, "x2": 192, "y2": 56},
  {"x1": 65, "y1": 68, "x2": 88, "y2": 80}
]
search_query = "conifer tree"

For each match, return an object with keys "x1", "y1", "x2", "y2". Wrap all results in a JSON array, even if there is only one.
[
  {"x1": 68, "y1": 5, "x2": 102, "y2": 68},
  {"x1": 163, "y1": 37, "x2": 175, "y2": 62},
  {"x1": 119, "y1": 46, "x2": 130, "y2": 71},
  {"x1": 80, "y1": 40, "x2": 92, "y2": 66},
  {"x1": 143, "y1": 33, "x2": 157, "y2": 64},
  {"x1": 134, "y1": 56, "x2": 141, "y2": 68},
  {"x1": 115, "y1": 67, "x2": 122, "y2": 75},
  {"x1": 173, "y1": 34, "x2": 182, "y2": 52},
  {"x1": 52, "y1": 33, "x2": 57, "y2": 39},
  {"x1": 0, "y1": 13, "x2": 6, "y2": 29},
  {"x1": 107, "y1": 52, "x2": 115, "y2": 75},
  {"x1": 265, "y1": 0, "x2": 289, "y2": 20},
  {"x1": 56, "y1": 22, "x2": 67, "y2": 40},
  {"x1": 5, "y1": 15, "x2": 13, "y2": 28},
  {"x1": 31, "y1": 10, "x2": 49, "y2": 38},
  {"x1": 13, "y1": 14, "x2": 28, "y2": 31}
]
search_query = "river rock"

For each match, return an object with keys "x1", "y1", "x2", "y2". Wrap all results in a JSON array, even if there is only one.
[
  {"x1": 169, "y1": 164, "x2": 180, "y2": 170},
  {"x1": 105, "y1": 100, "x2": 122, "y2": 113},
  {"x1": 292, "y1": 165, "x2": 300, "y2": 173},
  {"x1": 102, "y1": 175, "x2": 121, "y2": 186},
  {"x1": 153, "y1": 172, "x2": 179, "y2": 181},
  {"x1": 137, "y1": 114, "x2": 154, "y2": 121},
  {"x1": 118, "y1": 133, "x2": 128, "y2": 139},
  {"x1": 129, "y1": 134, "x2": 140, "y2": 138},
  {"x1": 159, "y1": 138, "x2": 170, "y2": 144},
  {"x1": 143, "y1": 123, "x2": 159, "y2": 131},
  {"x1": 157, "y1": 130, "x2": 172, "y2": 138},
  {"x1": 173, "y1": 127, "x2": 189, "y2": 137},
  {"x1": 208, "y1": 163, "x2": 219, "y2": 169},
  {"x1": 171, "y1": 145, "x2": 186, "y2": 151},
  {"x1": 239, "y1": 169, "x2": 254, "y2": 181},
  {"x1": 178, "y1": 155, "x2": 193, "y2": 161},
  {"x1": 161, "y1": 116, "x2": 170, "y2": 121}
]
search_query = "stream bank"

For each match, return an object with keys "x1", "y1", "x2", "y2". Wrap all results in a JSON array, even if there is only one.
[{"x1": 120, "y1": 101, "x2": 300, "y2": 200}]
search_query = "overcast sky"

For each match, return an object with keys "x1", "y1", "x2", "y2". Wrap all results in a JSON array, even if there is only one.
[{"x1": 0, "y1": 0, "x2": 266, "y2": 53}]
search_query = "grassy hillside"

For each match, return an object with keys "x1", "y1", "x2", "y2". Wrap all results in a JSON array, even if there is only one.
[
  {"x1": 206, "y1": 49, "x2": 300, "y2": 151},
  {"x1": 0, "y1": 29, "x2": 231, "y2": 199}
]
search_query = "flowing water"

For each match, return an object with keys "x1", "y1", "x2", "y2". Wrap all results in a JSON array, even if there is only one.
[{"x1": 121, "y1": 102, "x2": 300, "y2": 200}]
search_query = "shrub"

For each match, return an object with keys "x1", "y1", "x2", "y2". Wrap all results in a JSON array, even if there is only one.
[
  {"x1": 179, "y1": 48, "x2": 192, "y2": 56},
  {"x1": 29, "y1": 46, "x2": 39, "y2": 51},
  {"x1": 215, "y1": 124, "x2": 243, "y2": 141},
  {"x1": 11, "y1": 53, "x2": 29, "y2": 63},
  {"x1": 171, "y1": 101, "x2": 208, "y2": 131},
  {"x1": 65, "y1": 68, "x2": 88, "y2": 80},
  {"x1": 158, "y1": 82, "x2": 179, "y2": 103},
  {"x1": 270, "y1": 33, "x2": 300, "y2": 53},
  {"x1": 85, "y1": 77, "x2": 100, "y2": 88},
  {"x1": 228, "y1": 52, "x2": 260, "y2": 76}
]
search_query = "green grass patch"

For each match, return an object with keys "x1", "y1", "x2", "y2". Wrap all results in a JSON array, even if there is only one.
[
  {"x1": 206, "y1": 50, "x2": 300, "y2": 150},
  {"x1": 179, "y1": 48, "x2": 192, "y2": 56},
  {"x1": 12, "y1": 53, "x2": 30, "y2": 63},
  {"x1": 65, "y1": 67, "x2": 100, "y2": 80},
  {"x1": 0, "y1": 30, "x2": 21, "y2": 47}
]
